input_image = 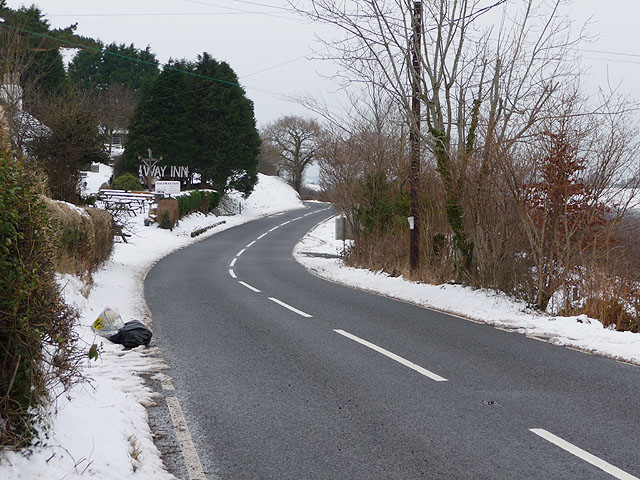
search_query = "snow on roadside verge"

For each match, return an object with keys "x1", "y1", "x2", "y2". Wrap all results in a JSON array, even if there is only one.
[
  {"x1": 293, "y1": 216, "x2": 640, "y2": 366},
  {"x1": 0, "y1": 174, "x2": 304, "y2": 480}
]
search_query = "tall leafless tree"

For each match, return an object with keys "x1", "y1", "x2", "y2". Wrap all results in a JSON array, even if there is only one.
[
  {"x1": 262, "y1": 115, "x2": 323, "y2": 193},
  {"x1": 99, "y1": 83, "x2": 136, "y2": 154},
  {"x1": 296, "y1": 0, "x2": 585, "y2": 277}
]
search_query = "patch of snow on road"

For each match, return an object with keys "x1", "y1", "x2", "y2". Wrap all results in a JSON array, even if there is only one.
[
  {"x1": 293, "y1": 216, "x2": 640, "y2": 366},
  {"x1": 0, "y1": 174, "x2": 304, "y2": 480}
]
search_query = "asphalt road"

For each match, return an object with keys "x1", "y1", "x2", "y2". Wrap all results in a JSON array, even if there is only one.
[{"x1": 145, "y1": 202, "x2": 640, "y2": 479}]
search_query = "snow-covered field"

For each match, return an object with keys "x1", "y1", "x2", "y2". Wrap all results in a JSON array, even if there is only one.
[
  {"x1": 294, "y1": 217, "x2": 640, "y2": 366},
  {"x1": 0, "y1": 173, "x2": 305, "y2": 480}
]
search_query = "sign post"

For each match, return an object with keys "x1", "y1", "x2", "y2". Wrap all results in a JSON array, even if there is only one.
[{"x1": 139, "y1": 148, "x2": 161, "y2": 190}]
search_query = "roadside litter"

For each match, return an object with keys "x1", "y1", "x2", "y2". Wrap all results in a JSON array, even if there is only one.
[{"x1": 92, "y1": 308, "x2": 153, "y2": 349}]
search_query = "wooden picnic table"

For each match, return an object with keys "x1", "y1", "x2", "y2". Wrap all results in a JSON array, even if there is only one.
[{"x1": 97, "y1": 190, "x2": 155, "y2": 214}]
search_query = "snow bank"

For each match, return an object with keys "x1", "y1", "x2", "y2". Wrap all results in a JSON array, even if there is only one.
[{"x1": 294, "y1": 216, "x2": 640, "y2": 366}]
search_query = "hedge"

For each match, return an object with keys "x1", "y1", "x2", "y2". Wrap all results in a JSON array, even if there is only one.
[
  {"x1": 0, "y1": 155, "x2": 80, "y2": 448},
  {"x1": 44, "y1": 199, "x2": 115, "y2": 278},
  {"x1": 177, "y1": 190, "x2": 220, "y2": 218}
]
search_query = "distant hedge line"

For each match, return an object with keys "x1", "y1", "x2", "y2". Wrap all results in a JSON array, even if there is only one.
[
  {"x1": 178, "y1": 190, "x2": 220, "y2": 217},
  {"x1": 157, "y1": 190, "x2": 220, "y2": 230}
]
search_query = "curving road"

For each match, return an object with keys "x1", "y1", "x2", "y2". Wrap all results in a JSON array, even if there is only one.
[{"x1": 145, "y1": 202, "x2": 640, "y2": 480}]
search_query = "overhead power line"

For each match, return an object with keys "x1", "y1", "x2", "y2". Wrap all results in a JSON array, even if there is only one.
[
  {"x1": 182, "y1": 0, "x2": 298, "y2": 21},
  {"x1": 579, "y1": 48, "x2": 640, "y2": 59},
  {"x1": 48, "y1": 12, "x2": 294, "y2": 17},
  {"x1": 227, "y1": 0, "x2": 292, "y2": 11}
]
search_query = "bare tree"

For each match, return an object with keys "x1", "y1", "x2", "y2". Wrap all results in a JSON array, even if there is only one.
[
  {"x1": 262, "y1": 115, "x2": 323, "y2": 193},
  {"x1": 27, "y1": 88, "x2": 108, "y2": 203},
  {"x1": 100, "y1": 83, "x2": 136, "y2": 154},
  {"x1": 0, "y1": 15, "x2": 47, "y2": 150},
  {"x1": 501, "y1": 92, "x2": 640, "y2": 310},
  {"x1": 296, "y1": 0, "x2": 584, "y2": 278}
]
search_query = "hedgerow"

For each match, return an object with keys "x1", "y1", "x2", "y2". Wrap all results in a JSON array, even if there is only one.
[
  {"x1": 158, "y1": 190, "x2": 220, "y2": 229},
  {"x1": 44, "y1": 199, "x2": 115, "y2": 278},
  {"x1": 0, "y1": 155, "x2": 81, "y2": 448},
  {"x1": 177, "y1": 190, "x2": 220, "y2": 217}
]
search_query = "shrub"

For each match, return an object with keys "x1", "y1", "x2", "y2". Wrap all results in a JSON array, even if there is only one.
[
  {"x1": 157, "y1": 198, "x2": 179, "y2": 230},
  {"x1": 113, "y1": 172, "x2": 143, "y2": 191},
  {"x1": 177, "y1": 190, "x2": 220, "y2": 218},
  {"x1": 44, "y1": 199, "x2": 115, "y2": 278},
  {"x1": 354, "y1": 171, "x2": 410, "y2": 236},
  {"x1": 0, "y1": 155, "x2": 80, "y2": 448},
  {"x1": 87, "y1": 208, "x2": 116, "y2": 267}
]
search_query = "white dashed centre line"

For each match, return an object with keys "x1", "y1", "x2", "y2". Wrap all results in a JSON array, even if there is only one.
[
  {"x1": 239, "y1": 281, "x2": 261, "y2": 293},
  {"x1": 268, "y1": 297, "x2": 313, "y2": 318},
  {"x1": 530, "y1": 429, "x2": 639, "y2": 480},
  {"x1": 229, "y1": 269, "x2": 237, "y2": 279},
  {"x1": 334, "y1": 329, "x2": 448, "y2": 382},
  {"x1": 229, "y1": 257, "x2": 237, "y2": 267},
  {"x1": 257, "y1": 232, "x2": 268, "y2": 240},
  {"x1": 269, "y1": 226, "x2": 279, "y2": 232},
  {"x1": 280, "y1": 220, "x2": 291, "y2": 226},
  {"x1": 236, "y1": 248, "x2": 246, "y2": 257},
  {"x1": 246, "y1": 240, "x2": 256, "y2": 248}
]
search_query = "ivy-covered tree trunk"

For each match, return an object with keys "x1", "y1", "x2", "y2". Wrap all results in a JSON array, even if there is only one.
[{"x1": 430, "y1": 127, "x2": 474, "y2": 278}]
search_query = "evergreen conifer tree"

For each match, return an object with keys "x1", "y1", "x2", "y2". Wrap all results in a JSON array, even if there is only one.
[{"x1": 124, "y1": 53, "x2": 260, "y2": 195}]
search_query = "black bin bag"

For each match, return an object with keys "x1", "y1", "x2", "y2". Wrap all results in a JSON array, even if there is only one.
[{"x1": 108, "y1": 320, "x2": 152, "y2": 349}]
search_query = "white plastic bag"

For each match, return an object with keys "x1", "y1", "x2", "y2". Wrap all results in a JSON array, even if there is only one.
[{"x1": 92, "y1": 308, "x2": 125, "y2": 337}]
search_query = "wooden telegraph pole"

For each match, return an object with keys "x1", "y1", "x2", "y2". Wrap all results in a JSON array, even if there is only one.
[{"x1": 409, "y1": 1, "x2": 422, "y2": 272}]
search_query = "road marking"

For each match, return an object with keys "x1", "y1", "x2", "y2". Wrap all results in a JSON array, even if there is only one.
[
  {"x1": 229, "y1": 257, "x2": 237, "y2": 267},
  {"x1": 292, "y1": 216, "x2": 303, "y2": 221},
  {"x1": 280, "y1": 220, "x2": 291, "y2": 226},
  {"x1": 236, "y1": 248, "x2": 246, "y2": 257},
  {"x1": 334, "y1": 329, "x2": 448, "y2": 382},
  {"x1": 228, "y1": 269, "x2": 237, "y2": 279},
  {"x1": 268, "y1": 297, "x2": 313, "y2": 318},
  {"x1": 304, "y1": 212, "x2": 314, "y2": 216},
  {"x1": 530, "y1": 429, "x2": 639, "y2": 480},
  {"x1": 246, "y1": 240, "x2": 256, "y2": 248},
  {"x1": 154, "y1": 373, "x2": 175, "y2": 391},
  {"x1": 166, "y1": 396, "x2": 207, "y2": 480},
  {"x1": 239, "y1": 281, "x2": 261, "y2": 293},
  {"x1": 257, "y1": 232, "x2": 268, "y2": 240},
  {"x1": 269, "y1": 226, "x2": 279, "y2": 232}
]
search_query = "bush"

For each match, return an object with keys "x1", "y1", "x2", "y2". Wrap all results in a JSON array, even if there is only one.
[
  {"x1": 157, "y1": 198, "x2": 179, "y2": 230},
  {"x1": 0, "y1": 155, "x2": 80, "y2": 448},
  {"x1": 44, "y1": 199, "x2": 115, "y2": 278},
  {"x1": 177, "y1": 190, "x2": 220, "y2": 218},
  {"x1": 354, "y1": 171, "x2": 410, "y2": 236},
  {"x1": 113, "y1": 172, "x2": 143, "y2": 191}
]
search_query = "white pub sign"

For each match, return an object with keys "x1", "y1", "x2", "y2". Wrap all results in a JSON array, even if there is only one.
[{"x1": 155, "y1": 180, "x2": 181, "y2": 195}]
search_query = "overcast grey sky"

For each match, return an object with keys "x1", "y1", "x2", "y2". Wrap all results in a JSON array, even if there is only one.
[{"x1": 5, "y1": 1, "x2": 640, "y2": 127}]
